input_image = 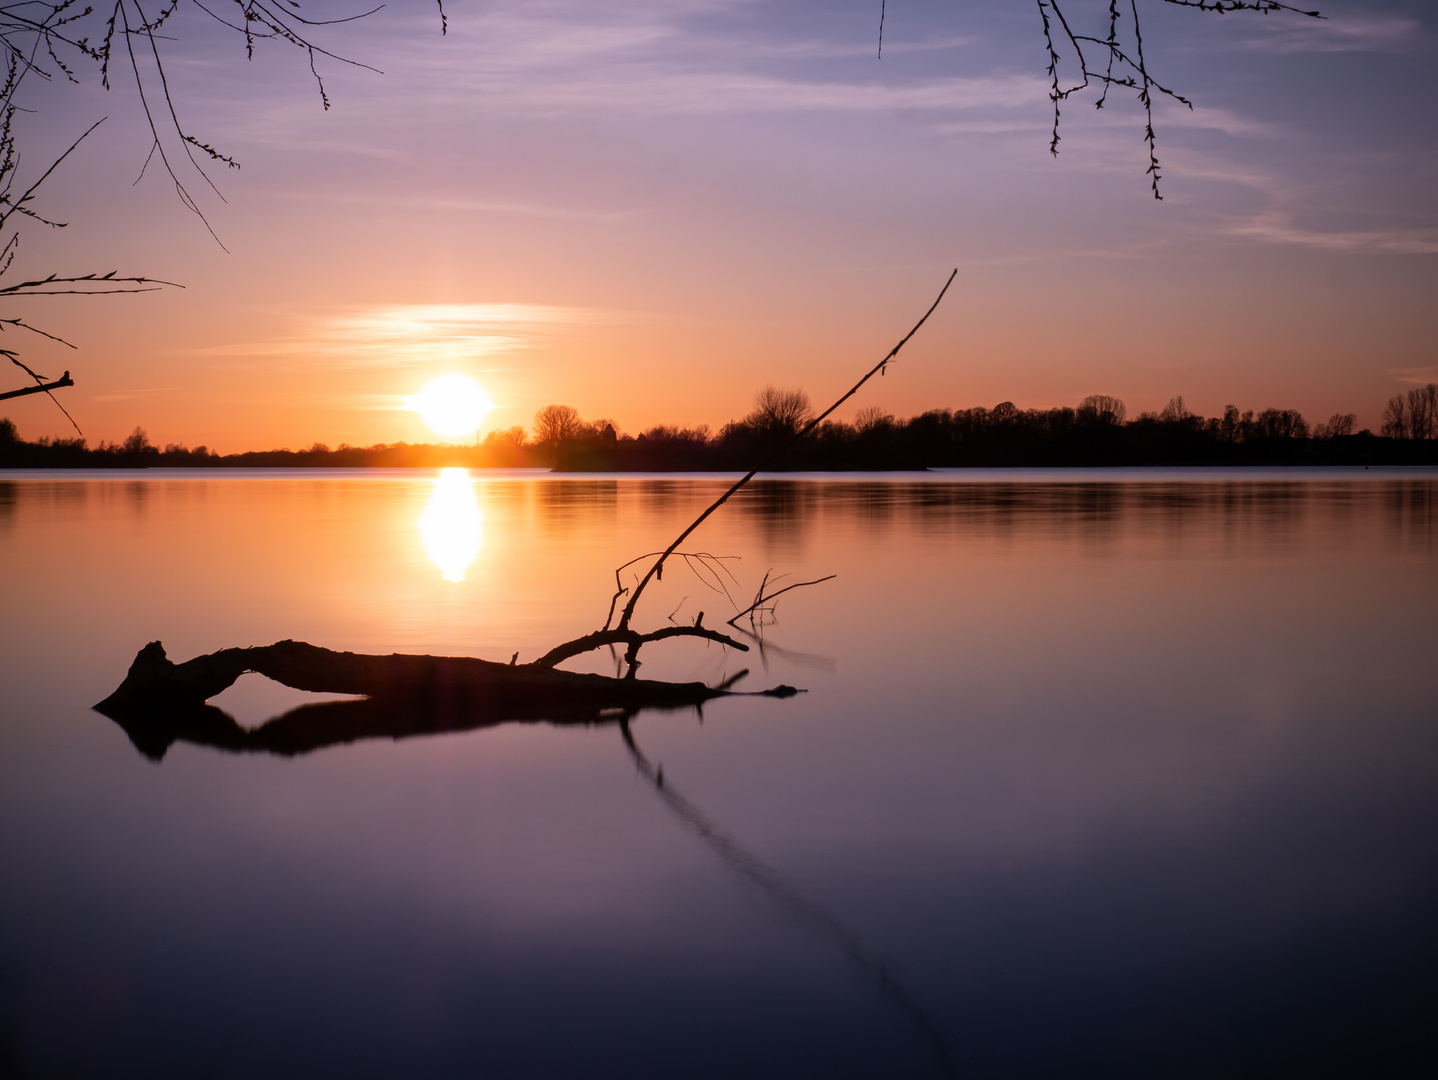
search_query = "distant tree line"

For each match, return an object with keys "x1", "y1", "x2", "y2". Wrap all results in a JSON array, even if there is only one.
[
  {"x1": 5, "y1": 384, "x2": 1437, "y2": 470},
  {"x1": 540, "y1": 385, "x2": 1437, "y2": 469},
  {"x1": 0, "y1": 420, "x2": 530, "y2": 469}
]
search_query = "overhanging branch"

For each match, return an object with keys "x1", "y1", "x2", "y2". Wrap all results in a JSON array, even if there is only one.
[{"x1": 0, "y1": 367, "x2": 70, "y2": 400}]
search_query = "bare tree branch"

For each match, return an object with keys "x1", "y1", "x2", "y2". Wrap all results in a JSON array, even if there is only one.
[
  {"x1": 0, "y1": 366, "x2": 69, "y2": 399},
  {"x1": 534, "y1": 620, "x2": 749, "y2": 675},
  {"x1": 726, "y1": 573, "x2": 836, "y2": 628},
  {"x1": 3, "y1": 350, "x2": 80, "y2": 431},
  {"x1": 0, "y1": 270, "x2": 179, "y2": 295},
  {"x1": 880, "y1": 1, "x2": 1320, "y2": 196},
  {"x1": 1027, "y1": 0, "x2": 1323, "y2": 197},
  {"x1": 601, "y1": 550, "x2": 741, "y2": 632}
]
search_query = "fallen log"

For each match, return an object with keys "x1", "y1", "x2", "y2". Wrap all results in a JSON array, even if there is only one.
[{"x1": 95, "y1": 640, "x2": 798, "y2": 760}]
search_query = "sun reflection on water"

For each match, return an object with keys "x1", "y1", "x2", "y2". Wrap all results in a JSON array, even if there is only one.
[{"x1": 419, "y1": 468, "x2": 483, "y2": 581}]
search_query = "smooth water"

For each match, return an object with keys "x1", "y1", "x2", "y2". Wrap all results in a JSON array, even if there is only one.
[{"x1": 2, "y1": 469, "x2": 1436, "y2": 1078}]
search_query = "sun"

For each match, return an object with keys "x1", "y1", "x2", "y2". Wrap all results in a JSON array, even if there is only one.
[{"x1": 409, "y1": 374, "x2": 493, "y2": 439}]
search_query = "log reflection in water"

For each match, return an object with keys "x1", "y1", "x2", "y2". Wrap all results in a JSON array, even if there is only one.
[{"x1": 97, "y1": 694, "x2": 649, "y2": 762}]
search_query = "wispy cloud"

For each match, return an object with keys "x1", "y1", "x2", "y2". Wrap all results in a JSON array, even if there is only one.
[
  {"x1": 91, "y1": 387, "x2": 179, "y2": 402},
  {"x1": 745, "y1": 34, "x2": 974, "y2": 61},
  {"x1": 1226, "y1": 212, "x2": 1438, "y2": 255},
  {"x1": 368, "y1": 1, "x2": 1035, "y2": 118},
  {"x1": 1158, "y1": 102, "x2": 1280, "y2": 140},
  {"x1": 200, "y1": 303, "x2": 613, "y2": 367},
  {"x1": 279, "y1": 191, "x2": 646, "y2": 223},
  {"x1": 1392, "y1": 366, "x2": 1438, "y2": 385},
  {"x1": 441, "y1": 66, "x2": 1046, "y2": 116},
  {"x1": 955, "y1": 96, "x2": 1280, "y2": 145},
  {"x1": 1237, "y1": 14, "x2": 1428, "y2": 54}
]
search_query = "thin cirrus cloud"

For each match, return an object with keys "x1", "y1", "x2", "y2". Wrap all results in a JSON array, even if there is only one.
[
  {"x1": 1392, "y1": 366, "x2": 1438, "y2": 385},
  {"x1": 380, "y1": 1, "x2": 1033, "y2": 117},
  {"x1": 278, "y1": 190, "x2": 646, "y2": 223},
  {"x1": 198, "y1": 304, "x2": 608, "y2": 368},
  {"x1": 1235, "y1": 13, "x2": 1427, "y2": 53},
  {"x1": 91, "y1": 388, "x2": 180, "y2": 403},
  {"x1": 434, "y1": 62, "x2": 1046, "y2": 116},
  {"x1": 1226, "y1": 212, "x2": 1438, "y2": 256},
  {"x1": 742, "y1": 33, "x2": 975, "y2": 61},
  {"x1": 971, "y1": 97, "x2": 1280, "y2": 146}
]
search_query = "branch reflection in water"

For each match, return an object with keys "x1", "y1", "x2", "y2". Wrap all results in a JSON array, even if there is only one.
[
  {"x1": 619, "y1": 717, "x2": 955, "y2": 1074},
  {"x1": 419, "y1": 467, "x2": 482, "y2": 582}
]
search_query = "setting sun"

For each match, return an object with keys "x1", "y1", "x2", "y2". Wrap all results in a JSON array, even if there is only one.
[{"x1": 409, "y1": 374, "x2": 493, "y2": 439}]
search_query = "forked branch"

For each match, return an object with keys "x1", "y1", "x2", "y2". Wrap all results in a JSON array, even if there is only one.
[
  {"x1": 726, "y1": 572, "x2": 837, "y2": 628},
  {"x1": 534, "y1": 622, "x2": 750, "y2": 675}
]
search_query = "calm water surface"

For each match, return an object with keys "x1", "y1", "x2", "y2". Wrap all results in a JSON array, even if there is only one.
[{"x1": 2, "y1": 468, "x2": 1436, "y2": 1078}]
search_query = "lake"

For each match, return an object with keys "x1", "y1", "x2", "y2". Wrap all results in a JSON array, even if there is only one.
[{"x1": 2, "y1": 468, "x2": 1435, "y2": 1078}]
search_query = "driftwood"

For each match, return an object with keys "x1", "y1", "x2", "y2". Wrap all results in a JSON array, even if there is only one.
[{"x1": 95, "y1": 640, "x2": 796, "y2": 760}]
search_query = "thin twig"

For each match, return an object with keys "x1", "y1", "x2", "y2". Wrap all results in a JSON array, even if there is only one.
[
  {"x1": 726, "y1": 574, "x2": 836, "y2": 628},
  {"x1": 1034, "y1": 0, "x2": 1322, "y2": 197}
]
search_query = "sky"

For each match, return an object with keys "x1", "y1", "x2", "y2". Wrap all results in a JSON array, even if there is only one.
[{"x1": 6, "y1": 0, "x2": 1437, "y2": 450}]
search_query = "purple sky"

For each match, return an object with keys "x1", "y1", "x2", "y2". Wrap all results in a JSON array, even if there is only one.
[{"x1": 7, "y1": 0, "x2": 1436, "y2": 449}]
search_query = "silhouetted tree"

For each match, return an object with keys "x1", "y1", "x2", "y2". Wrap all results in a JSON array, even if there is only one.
[
  {"x1": 1078, "y1": 394, "x2": 1127, "y2": 426},
  {"x1": 990, "y1": 401, "x2": 1019, "y2": 425},
  {"x1": 1218, "y1": 405, "x2": 1242, "y2": 442},
  {"x1": 483, "y1": 425, "x2": 528, "y2": 448},
  {"x1": 1382, "y1": 384, "x2": 1438, "y2": 441},
  {"x1": 746, "y1": 385, "x2": 813, "y2": 435},
  {"x1": 1314, "y1": 413, "x2": 1356, "y2": 439},
  {"x1": 1381, "y1": 394, "x2": 1409, "y2": 439},
  {"x1": 1253, "y1": 408, "x2": 1308, "y2": 440},
  {"x1": 121, "y1": 426, "x2": 152, "y2": 454},
  {"x1": 854, "y1": 404, "x2": 896, "y2": 434},
  {"x1": 533, "y1": 404, "x2": 586, "y2": 446},
  {"x1": 1407, "y1": 384, "x2": 1436, "y2": 441},
  {"x1": 639, "y1": 424, "x2": 710, "y2": 446},
  {"x1": 1159, "y1": 396, "x2": 1192, "y2": 423}
]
